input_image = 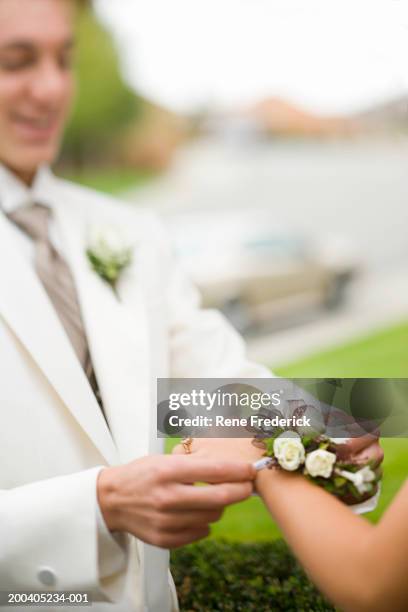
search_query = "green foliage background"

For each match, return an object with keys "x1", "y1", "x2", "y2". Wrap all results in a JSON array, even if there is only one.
[
  {"x1": 60, "y1": 8, "x2": 143, "y2": 167},
  {"x1": 172, "y1": 540, "x2": 335, "y2": 611}
]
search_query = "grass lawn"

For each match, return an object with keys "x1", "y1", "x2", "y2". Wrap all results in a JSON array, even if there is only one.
[
  {"x1": 167, "y1": 320, "x2": 408, "y2": 540},
  {"x1": 276, "y1": 319, "x2": 408, "y2": 378},
  {"x1": 56, "y1": 168, "x2": 154, "y2": 195}
]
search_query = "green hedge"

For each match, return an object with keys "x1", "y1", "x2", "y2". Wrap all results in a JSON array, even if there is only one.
[{"x1": 171, "y1": 539, "x2": 334, "y2": 611}]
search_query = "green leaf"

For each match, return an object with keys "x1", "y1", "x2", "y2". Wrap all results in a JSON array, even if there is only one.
[
  {"x1": 301, "y1": 436, "x2": 314, "y2": 448},
  {"x1": 264, "y1": 438, "x2": 275, "y2": 457}
]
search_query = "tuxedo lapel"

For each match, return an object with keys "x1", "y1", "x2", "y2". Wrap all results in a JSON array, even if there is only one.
[
  {"x1": 55, "y1": 202, "x2": 153, "y2": 463},
  {"x1": 0, "y1": 214, "x2": 117, "y2": 465}
]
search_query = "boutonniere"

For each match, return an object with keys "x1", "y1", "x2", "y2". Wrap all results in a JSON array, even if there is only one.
[{"x1": 86, "y1": 225, "x2": 133, "y2": 296}]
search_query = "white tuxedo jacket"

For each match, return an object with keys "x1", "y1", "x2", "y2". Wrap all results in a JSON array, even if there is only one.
[{"x1": 0, "y1": 169, "x2": 271, "y2": 611}]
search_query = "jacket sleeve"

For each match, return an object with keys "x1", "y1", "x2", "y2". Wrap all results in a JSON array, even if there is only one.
[
  {"x1": 0, "y1": 466, "x2": 129, "y2": 601},
  {"x1": 152, "y1": 216, "x2": 271, "y2": 379}
]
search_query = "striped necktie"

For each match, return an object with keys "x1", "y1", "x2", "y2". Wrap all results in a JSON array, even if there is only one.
[{"x1": 7, "y1": 203, "x2": 107, "y2": 420}]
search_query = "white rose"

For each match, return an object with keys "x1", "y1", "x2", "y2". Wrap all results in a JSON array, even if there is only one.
[
  {"x1": 305, "y1": 449, "x2": 336, "y2": 478},
  {"x1": 89, "y1": 225, "x2": 129, "y2": 258},
  {"x1": 273, "y1": 430, "x2": 301, "y2": 455},
  {"x1": 273, "y1": 433, "x2": 305, "y2": 471}
]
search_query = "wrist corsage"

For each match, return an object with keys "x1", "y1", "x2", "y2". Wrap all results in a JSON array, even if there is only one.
[{"x1": 253, "y1": 429, "x2": 381, "y2": 505}]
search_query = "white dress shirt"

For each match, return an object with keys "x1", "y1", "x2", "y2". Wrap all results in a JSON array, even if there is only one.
[{"x1": 0, "y1": 162, "x2": 127, "y2": 586}]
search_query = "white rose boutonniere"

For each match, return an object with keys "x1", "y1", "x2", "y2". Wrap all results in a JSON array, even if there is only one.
[
  {"x1": 305, "y1": 449, "x2": 337, "y2": 479},
  {"x1": 86, "y1": 225, "x2": 133, "y2": 294},
  {"x1": 273, "y1": 433, "x2": 305, "y2": 471}
]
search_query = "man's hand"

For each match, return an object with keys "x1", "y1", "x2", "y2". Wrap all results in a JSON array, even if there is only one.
[{"x1": 97, "y1": 455, "x2": 255, "y2": 549}]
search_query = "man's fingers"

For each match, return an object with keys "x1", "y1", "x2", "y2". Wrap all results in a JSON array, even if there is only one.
[
  {"x1": 172, "y1": 444, "x2": 184, "y2": 455},
  {"x1": 154, "y1": 527, "x2": 211, "y2": 550},
  {"x1": 171, "y1": 481, "x2": 253, "y2": 510},
  {"x1": 154, "y1": 509, "x2": 224, "y2": 532},
  {"x1": 172, "y1": 456, "x2": 256, "y2": 484}
]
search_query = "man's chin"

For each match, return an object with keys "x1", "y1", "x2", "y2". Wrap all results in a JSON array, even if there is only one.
[
  {"x1": 25, "y1": 143, "x2": 60, "y2": 167},
  {"x1": 3, "y1": 145, "x2": 59, "y2": 179}
]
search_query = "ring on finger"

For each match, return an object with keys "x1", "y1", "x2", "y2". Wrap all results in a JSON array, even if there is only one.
[{"x1": 182, "y1": 437, "x2": 193, "y2": 454}]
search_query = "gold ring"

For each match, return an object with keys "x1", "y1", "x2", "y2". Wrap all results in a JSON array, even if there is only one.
[{"x1": 182, "y1": 437, "x2": 193, "y2": 454}]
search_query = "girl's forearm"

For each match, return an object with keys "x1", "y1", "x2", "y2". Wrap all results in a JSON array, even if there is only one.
[{"x1": 256, "y1": 469, "x2": 378, "y2": 611}]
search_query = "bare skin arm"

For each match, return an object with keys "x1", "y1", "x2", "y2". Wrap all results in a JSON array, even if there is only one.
[{"x1": 256, "y1": 469, "x2": 408, "y2": 612}]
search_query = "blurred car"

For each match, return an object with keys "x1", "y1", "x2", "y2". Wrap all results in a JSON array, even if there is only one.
[{"x1": 165, "y1": 209, "x2": 357, "y2": 331}]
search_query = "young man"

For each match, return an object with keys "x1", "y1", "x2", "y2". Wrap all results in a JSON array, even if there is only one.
[{"x1": 0, "y1": 1, "x2": 381, "y2": 611}]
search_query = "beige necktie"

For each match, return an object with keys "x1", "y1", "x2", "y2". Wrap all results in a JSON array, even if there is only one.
[{"x1": 7, "y1": 203, "x2": 106, "y2": 417}]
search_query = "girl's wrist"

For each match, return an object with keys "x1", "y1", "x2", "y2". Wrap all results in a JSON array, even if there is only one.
[
  {"x1": 255, "y1": 464, "x2": 301, "y2": 496},
  {"x1": 256, "y1": 465, "x2": 282, "y2": 493}
]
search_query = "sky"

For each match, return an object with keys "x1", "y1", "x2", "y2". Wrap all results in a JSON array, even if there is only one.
[{"x1": 95, "y1": 0, "x2": 408, "y2": 116}]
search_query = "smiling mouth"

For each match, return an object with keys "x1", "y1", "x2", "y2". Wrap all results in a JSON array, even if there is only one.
[{"x1": 11, "y1": 112, "x2": 61, "y2": 141}]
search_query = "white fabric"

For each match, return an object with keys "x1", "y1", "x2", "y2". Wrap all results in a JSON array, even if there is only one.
[
  {"x1": 0, "y1": 163, "x2": 272, "y2": 611},
  {"x1": 0, "y1": 164, "x2": 63, "y2": 253},
  {"x1": 0, "y1": 163, "x2": 130, "y2": 593}
]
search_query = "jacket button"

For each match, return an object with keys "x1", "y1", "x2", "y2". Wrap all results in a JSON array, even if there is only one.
[{"x1": 37, "y1": 567, "x2": 56, "y2": 587}]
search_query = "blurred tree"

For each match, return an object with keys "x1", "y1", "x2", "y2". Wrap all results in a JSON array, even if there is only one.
[{"x1": 60, "y1": 7, "x2": 144, "y2": 168}]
